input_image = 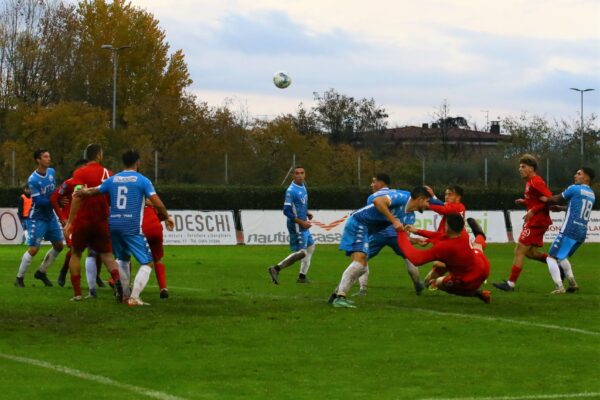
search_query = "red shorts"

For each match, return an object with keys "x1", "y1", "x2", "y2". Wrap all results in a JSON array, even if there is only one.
[
  {"x1": 144, "y1": 229, "x2": 164, "y2": 261},
  {"x1": 71, "y1": 221, "x2": 112, "y2": 254},
  {"x1": 518, "y1": 225, "x2": 549, "y2": 247},
  {"x1": 442, "y1": 250, "x2": 490, "y2": 295}
]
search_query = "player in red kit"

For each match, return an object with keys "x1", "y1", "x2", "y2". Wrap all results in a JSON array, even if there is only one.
[
  {"x1": 398, "y1": 214, "x2": 491, "y2": 303},
  {"x1": 64, "y1": 144, "x2": 122, "y2": 301},
  {"x1": 423, "y1": 185, "x2": 467, "y2": 288},
  {"x1": 493, "y1": 154, "x2": 552, "y2": 292},
  {"x1": 143, "y1": 200, "x2": 169, "y2": 298}
]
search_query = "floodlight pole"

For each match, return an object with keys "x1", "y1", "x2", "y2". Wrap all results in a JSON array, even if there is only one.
[
  {"x1": 102, "y1": 44, "x2": 131, "y2": 130},
  {"x1": 570, "y1": 87, "x2": 595, "y2": 162}
]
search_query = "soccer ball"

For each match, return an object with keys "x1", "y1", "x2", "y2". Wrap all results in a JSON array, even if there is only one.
[{"x1": 273, "y1": 71, "x2": 292, "y2": 89}]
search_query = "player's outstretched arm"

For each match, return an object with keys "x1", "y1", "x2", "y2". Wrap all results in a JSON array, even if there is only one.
[
  {"x1": 539, "y1": 194, "x2": 563, "y2": 205},
  {"x1": 397, "y1": 231, "x2": 438, "y2": 266},
  {"x1": 149, "y1": 194, "x2": 174, "y2": 231}
]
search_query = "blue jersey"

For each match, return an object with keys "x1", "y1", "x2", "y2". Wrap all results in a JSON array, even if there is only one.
[
  {"x1": 284, "y1": 182, "x2": 309, "y2": 230},
  {"x1": 28, "y1": 168, "x2": 58, "y2": 221},
  {"x1": 353, "y1": 189, "x2": 411, "y2": 233},
  {"x1": 98, "y1": 171, "x2": 156, "y2": 235},
  {"x1": 560, "y1": 184, "x2": 596, "y2": 241},
  {"x1": 367, "y1": 188, "x2": 415, "y2": 237}
]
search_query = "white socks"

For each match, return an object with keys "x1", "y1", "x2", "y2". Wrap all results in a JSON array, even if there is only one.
[
  {"x1": 117, "y1": 259, "x2": 131, "y2": 297},
  {"x1": 131, "y1": 265, "x2": 152, "y2": 299},
  {"x1": 337, "y1": 261, "x2": 368, "y2": 297},
  {"x1": 300, "y1": 245, "x2": 315, "y2": 275},
  {"x1": 85, "y1": 257, "x2": 98, "y2": 291},
  {"x1": 559, "y1": 259, "x2": 574, "y2": 278},
  {"x1": 17, "y1": 252, "x2": 33, "y2": 278},
  {"x1": 546, "y1": 257, "x2": 563, "y2": 287},
  {"x1": 405, "y1": 260, "x2": 420, "y2": 284},
  {"x1": 277, "y1": 250, "x2": 306, "y2": 269},
  {"x1": 358, "y1": 266, "x2": 369, "y2": 291},
  {"x1": 38, "y1": 248, "x2": 60, "y2": 273}
]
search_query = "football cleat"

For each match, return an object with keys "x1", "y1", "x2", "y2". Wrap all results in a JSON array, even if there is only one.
[
  {"x1": 296, "y1": 276, "x2": 310, "y2": 284},
  {"x1": 159, "y1": 289, "x2": 169, "y2": 299},
  {"x1": 332, "y1": 297, "x2": 356, "y2": 308},
  {"x1": 34, "y1": 270, "x2": 53, "y2": 287},
  {"x1": 467, "y1": 218, "x2": 486, "y2": 240},
  {"x1": 351, "y1": 289, "x2": 367, "y2": 297},
  {"x1": 85, "y1": 288, "x2": 97, "y2": 299},
  {"x1": 96, "y1": 276, "x2": 106, "y2": 288},
  {"x1": 14, "y1": 277, "x2": 25, "y2": 288},
  {"x1": 70, "y1": 295, "x2": 83, "y2": 302},
  {"x1": 476, "y1": 290, "x2": 491, "y2": 304},
  {"x1": 57, "y1": 270, "x2": 67, "y2": 287},
  {"x1": 493, "y1": 280, "x2": 514, "y2": 292},
  {"x1": 327, "y1": 292, "x2": 337, "y2": 304},
  {"x1": 414, "y1": 281, "x2": 425, "y2": 296},
  {"x1": 107, "y1": 278, "x2": 115, "y2": 289},
  {"x1": 551, "y1": 286, "x2": 566, "y2": 294},
  {"x1": 126, "y1": 297, "x2": 150, "y2": 307},
  {"x1": 267, "y1": 266, "x2": 279, "y2": 285},
  {"x1": 114, "y1": 280, "x2": 124, "y2": 303}
]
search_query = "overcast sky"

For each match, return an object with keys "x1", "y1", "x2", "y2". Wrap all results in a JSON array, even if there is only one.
[{"x1": 133, "y1": 0, "x2": 600, "y2": 129}]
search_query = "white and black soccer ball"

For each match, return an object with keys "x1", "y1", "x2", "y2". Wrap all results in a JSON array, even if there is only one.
[{"x1": 273, "y1": 71, "x2": 292, "y2": 89}]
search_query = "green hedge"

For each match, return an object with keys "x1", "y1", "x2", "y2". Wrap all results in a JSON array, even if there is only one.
[{"x1": 3, "y1": 184, "x2": 594, "y2": 210}]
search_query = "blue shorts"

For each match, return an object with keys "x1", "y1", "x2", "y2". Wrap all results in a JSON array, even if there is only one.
[
  {"x1": 339, "y1": 215, "x2": 369, "y2": 256},
  {"x1": 110, "y1": 231, "x2": 153, "y2": 265},
  {"x1": 549, "y1": 233, "x2": 582, "y2": 261},
  {"x1": 288, "y1": 224, "x2": 314, "y2": 252},
  {"x1": 368, "y1": 232, "x2": 403, "y2": 260},
  {"x1": 27, "y1": 217, "x2": 63, "y2": 247}
]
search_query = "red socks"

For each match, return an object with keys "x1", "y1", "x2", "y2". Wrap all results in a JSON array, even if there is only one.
[
  {"x1": 155, "y1": 262, "x2": 167, "y2": 289},
  {"x1": 474, "y1": 235, "x2": 487, "y2": 250},
  {"x1": 71, "y1": 274, "x2": 81, "y2": 297},
  {"x1": 110, "y1": 268, "x2": 120, "y2": 282},
  {"x1": 509, "y1": 265, "x2": 522, "y2": 283}
]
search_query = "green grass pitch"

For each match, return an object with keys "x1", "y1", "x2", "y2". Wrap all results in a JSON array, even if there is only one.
[{"x1": 0, "y1": 244, "x2": 599, "y2": 400}]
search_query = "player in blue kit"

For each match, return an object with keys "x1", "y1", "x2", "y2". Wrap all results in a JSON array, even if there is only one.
[
  {"x1": 330, "y1": 186, "x2": 433, "y2": 308},
  {"x1": 75, "y1": 150, "x2": 174, "y2": 306},
  {"x1": 15, "y1": 149, "x2": 64, "y2": 288},
  {"x1": 354, "y1": 174, "x2": 425, "y2": 296},
  {"x1": 268, "y1": 166, "x2": 315, "y2": 285},
  {"x1": 541, "y1": 167, "x2": 596, "y2": 294}
]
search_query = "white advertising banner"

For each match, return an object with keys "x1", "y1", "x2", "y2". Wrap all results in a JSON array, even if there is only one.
[
  {"x1": 164, "y1": 210, "x2": 237, "y2": 245},
  {"x1": 510, "y1": 210, "x2": 600, "y2": 243},
  {"x1": 411, "y1": 210, "x2": 509, "y2": 243},
  {"x1": 241, "y1": 210, "x2": 351, "y2": 245},
  {"x1": 241, "y1": 209, "x2": 510, "y2": 245},
  {"x1": 0, "y1": 208, "x2": 24, "y2": 245}
]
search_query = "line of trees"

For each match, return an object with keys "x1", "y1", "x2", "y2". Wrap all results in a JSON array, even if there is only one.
[{"x1": 0, "y1": 0, "x2": 598, "y2": 190}]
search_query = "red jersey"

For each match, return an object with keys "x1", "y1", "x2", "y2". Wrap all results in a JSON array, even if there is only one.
[
  {"x1": 50, "y1": 177, "x2": 77, "y2": 221},
  {"x1": 72, "y1": 162, "x2": 112, "y2": 223},
  {"x1": 398, "y1": 230, "x2": 477, "y2": 277},
  {"x1": 429, "y1": 202, "x2": 466, "y2": 234},
  {"x1": 142, "y1": 205, "x2": 163, "y2": 234},
  {"x1": 523, "y1": 175, "x2": 552, "y2": 228}
]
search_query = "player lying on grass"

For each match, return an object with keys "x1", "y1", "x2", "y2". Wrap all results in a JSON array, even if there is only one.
[
  {"x1": 540, "y1": 167, "x2": 596, "y2": 294},
  {"x1": 397, "y1": 214, "x2": 491, "y2": 304}
]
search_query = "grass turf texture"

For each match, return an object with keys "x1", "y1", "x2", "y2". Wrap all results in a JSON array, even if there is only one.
[{"x1": 0, "y1": 244, "x2": 599, "y2": 400}]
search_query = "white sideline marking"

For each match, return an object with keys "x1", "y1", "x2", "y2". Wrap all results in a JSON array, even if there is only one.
[
  {"x1": 166, "y1": 285, "x2": 600, "y2": 337},
  {"x1": 417, "y1": 393, "x2": 600, "y2": 400},
  {"x1": 0, "y1": 353, "x2": 188, "y2": 400}
]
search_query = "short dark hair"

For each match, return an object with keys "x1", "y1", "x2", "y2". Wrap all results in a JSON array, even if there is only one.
[
  {"x1": 446, "y1": 213, "x2": 465, "y2": 233},
  {"x1": 519, "y1": 154, "x2": 538, "y2": 171},
  {"x1": 84, "y1": 144, "x2": 102, "y2": 161},
  {"x1": 581, "y1": 167, "x2": 595, "y2": 183},
  {"x1": 122, "y1": 149, "x2": 140, "y2": 167},
  {"x1": 33, "y1": 148, "x2": 48, "y2": 161},
  {"x1": 447, "y1": 185, "x2": 464, "y2": 197},
  {"x1": 411, "y1": 186, "x2": 432, "y2": 199},
  {"x1": 293, "y1": 165, "x2": 305, "y2": 171},
  {"x1": 374, "y1": 173, "x2": 391, "y2": 185}
]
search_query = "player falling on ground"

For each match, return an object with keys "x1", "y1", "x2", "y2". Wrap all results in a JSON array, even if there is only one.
[
  {"x1": 268, "y1": 166, "x2": 315, "y2": 285},
  {"x1": 329, "y1": 187, "x2": 432, "y2": 308},
  {"x1": 353, "y1": 174, "x2": 425, "y2": 296},
  {"x1": 75, "y1": 149, "x2": 174, "y2": 306},
  {"x1": 64, "y1": 144, "x2": 122, "y2": 301},
  {"x1": 15, "y1": 149, "x2": 64, "y2": 288},
  {"x1": 540, "y1": 167, "x2": 596, "y2": 294},
  {"x1": 493, "y1": 154, "x2": 552, "y2": 292},
  {"x1": 398, "y1": 215, "x2": 491, "y2": 304},
  {"x1": 422, "y1": 185, "x2": 466, "y2": 289}
]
